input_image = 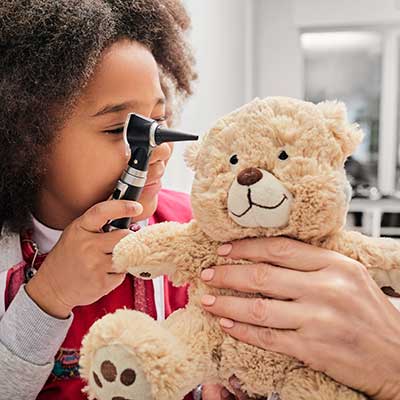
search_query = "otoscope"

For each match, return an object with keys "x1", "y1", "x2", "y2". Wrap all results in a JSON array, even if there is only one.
[{"x1": 103, "y1": 113, "x2": 198, "y2": 231}]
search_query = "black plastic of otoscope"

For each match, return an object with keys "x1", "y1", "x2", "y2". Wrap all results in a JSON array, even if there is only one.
[{"x1": 103, "y1": 113, "x2": 198, "y2": 231}]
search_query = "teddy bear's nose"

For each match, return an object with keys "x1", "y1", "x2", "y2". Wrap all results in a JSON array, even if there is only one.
[{"x1": 237, "y1": 167, "x2": 263, "y2": 186}]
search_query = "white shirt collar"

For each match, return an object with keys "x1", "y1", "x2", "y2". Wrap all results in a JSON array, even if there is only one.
[{"x1": 31, "y1": 214, "x2": 63, "y2": 254}]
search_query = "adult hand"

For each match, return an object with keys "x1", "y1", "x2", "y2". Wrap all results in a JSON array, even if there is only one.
[{"x1": 200, "y1": 237, "x2": 400, "y2": 400}]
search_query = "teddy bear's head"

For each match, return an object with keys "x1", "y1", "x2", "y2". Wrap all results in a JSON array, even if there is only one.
[{"x1": 184, "y1": 97, "x2": 363, "y2": 242}]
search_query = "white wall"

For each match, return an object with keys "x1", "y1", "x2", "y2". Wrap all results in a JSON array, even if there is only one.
[
  {"x1": 163, "y1": 0, "x2": 251, "y2": 194},
  {"x1": 253, "y1": 0, "x2": 303, "y2": 98}
]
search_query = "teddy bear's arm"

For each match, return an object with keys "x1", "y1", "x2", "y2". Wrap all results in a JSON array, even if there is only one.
[
  {"x1": 112, "y1": 220, "x2": 219, "y2": 285},
  {"x1": 320, "y1": 230, "x2": 400, "y2": 296}
]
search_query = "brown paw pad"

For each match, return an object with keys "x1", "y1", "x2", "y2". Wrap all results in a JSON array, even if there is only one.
[
  {"x1": 101, "y1": 360, "x2": 117, "y2": 382},
  {"x1": 93, "y1": 371, "x2": 103, "y2": 388},
  {"x1": 95, "y1": 361, "x2": 136, "y2": 388},
  {"x1": 140, "y1": 272, "x2": 151, "y2": 278},
  {"x1": 120, "y1": 368, "x2": 136, "y2": 386}
]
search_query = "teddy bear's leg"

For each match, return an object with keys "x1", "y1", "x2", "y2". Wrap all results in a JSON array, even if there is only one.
[
  {"x1": 279, "y1": 366, "x2": 367, "y2": 400},
  {"x1": 218, "y1": 337, "x2": 367, "y2": 400},
  {"x1": 218, "y1": 336, "x2": 294, "y2": 398},
  {"x1": 80, "y1": 308, "x2": 208, "y2": 400},
  {"x1": 162, "y1": 305, "x2": 221, "y2": 384}
]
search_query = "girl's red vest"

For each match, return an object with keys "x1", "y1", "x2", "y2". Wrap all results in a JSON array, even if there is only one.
[{"x1": 8, "y1": 189, "x2": 193, "y2": 400}]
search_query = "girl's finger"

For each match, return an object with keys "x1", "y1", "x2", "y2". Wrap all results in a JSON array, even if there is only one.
[
  {"x1": 228, "y1": 376, "x2": 250, "y2": 399},
  {"x1": 79, "y1": 200, "x2": 143, "y2": 232},
  {"x1": 98, "y1": 228, "x2": 133, "y2": 254}
]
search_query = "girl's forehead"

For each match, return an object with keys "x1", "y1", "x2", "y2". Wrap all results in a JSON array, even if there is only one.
[{"x1": 79, "y1": 40, "x2": 164, "y2": 111}]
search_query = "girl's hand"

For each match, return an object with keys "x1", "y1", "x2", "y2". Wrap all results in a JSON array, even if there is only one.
[
  {"x1": 200, "y1": 237, "x2": 400, "y2": 400},
  {"x1": 26, "y1": 200, "x2": 143, "y2": 318},
  {"x1": 202, "y1": 376, "x2": 263, "y2": 400}
]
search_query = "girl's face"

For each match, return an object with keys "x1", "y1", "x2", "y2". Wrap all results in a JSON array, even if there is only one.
[{"x1": 34, "y1": 40, "x2": 173, "y2": 229}]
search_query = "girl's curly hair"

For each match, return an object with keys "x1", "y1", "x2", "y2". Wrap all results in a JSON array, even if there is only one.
[{"x1": 0, "y1": 0, "x2": 196, "y2": 234}]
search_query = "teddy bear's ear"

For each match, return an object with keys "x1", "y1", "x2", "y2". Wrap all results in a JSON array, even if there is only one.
[
  {"x1": 184, "y1": 141, "x2": 201, "y2": 171},
  {"x1": 317, "y1": 100, "x2": 364, "y2": 158}
]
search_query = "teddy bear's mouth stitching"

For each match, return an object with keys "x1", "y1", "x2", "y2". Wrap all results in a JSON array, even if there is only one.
[{"x1": 230, "y1": 189, "x2": 288, "y2": 218}]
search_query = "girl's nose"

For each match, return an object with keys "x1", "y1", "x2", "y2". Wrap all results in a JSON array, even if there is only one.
[{"x1": 149, "y1": 142, "x2": 173, "y2": 164}]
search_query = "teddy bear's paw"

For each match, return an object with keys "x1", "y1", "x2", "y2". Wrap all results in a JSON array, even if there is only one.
[
  {"x1": 112, "y1": 234, "x2": 150, "y2": 273},
  {"x1": 88, "y1": 344, "x2": 153, "y2": 400}
]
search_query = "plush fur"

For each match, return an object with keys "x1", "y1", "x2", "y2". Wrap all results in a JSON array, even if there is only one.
[{"x1": 80, "y1": 97, "x2": 400, "y2": 400}]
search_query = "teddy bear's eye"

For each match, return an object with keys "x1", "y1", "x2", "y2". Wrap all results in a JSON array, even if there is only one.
[
  {"x1": 278, "y1": 150, "x2": 289, "y2": 160},
  {"x1": 229, "y1": 154, "x2": 239, "y2": 165}
]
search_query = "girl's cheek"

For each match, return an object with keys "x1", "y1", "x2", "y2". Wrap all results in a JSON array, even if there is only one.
[{"x1": 165, "y1": 143, "x2": 174, "y2": 165}]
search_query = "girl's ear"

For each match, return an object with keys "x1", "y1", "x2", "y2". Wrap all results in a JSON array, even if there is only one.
[
  {"x1": 184, "y1": 141, "x2": 201, "y2": 171},
  {"x1": 317, "y1": 100, "x2": 364, "y2": 159}
]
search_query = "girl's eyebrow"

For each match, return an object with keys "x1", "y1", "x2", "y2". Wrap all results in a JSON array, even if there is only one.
[{"x1": 91, "y1": 97, "x2": 165, "y2": 117}]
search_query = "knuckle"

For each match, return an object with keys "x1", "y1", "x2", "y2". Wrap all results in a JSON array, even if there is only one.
[
  {"x1": 315, "y1": 308, "x2": 336, "y2": 327},
  {"x1": 256, "y1": 327, "x2": 276, "y2": 348},
  {"x1": 325, "y1": 276, "x2": 352, "y2": 299},
  {"x1": 267, "y1": 238, "x2": 293, "y2": 259},
  {"x1": 304, "y1": 355, "x2": 325, "y2": 373},
  {"x1": 250, "y1": 264, "x2": 270, "y2": 292},
  {"x1": 250, "y1": 298, "x2": 269, "y2": 324},
  {"x1": 218, "y1": 266, "x2": 230, "y2": 287},
  {"x1": 345, "y1": 260, "x2": 368, "y2": 282},
  {"x1": 89, "y1": 203, "x2": 102, "y2": 217}
]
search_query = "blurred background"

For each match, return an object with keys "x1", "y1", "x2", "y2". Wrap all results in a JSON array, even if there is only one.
[{"x1": 163, "y1": 0, "x2": 400, "y2": 238}]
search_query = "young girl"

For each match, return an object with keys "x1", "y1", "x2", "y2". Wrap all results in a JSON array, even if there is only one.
[{"x1": 0, "y1": 1, "x2": 200, "y2": 399}]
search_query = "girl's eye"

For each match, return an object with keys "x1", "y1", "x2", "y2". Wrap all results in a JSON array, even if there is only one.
[
  {"x1": 278, "y1": 150, "x2": 289, "y2": 160},
  {"x1": 104, "y1": 116, "x2": 166, "y2": 135},
  {"x1": 104, "y1": 127, "x2": 124, "y2": 135},
  {"x1": 229, "y1": 154, "x2": 239, "y2": 165}
]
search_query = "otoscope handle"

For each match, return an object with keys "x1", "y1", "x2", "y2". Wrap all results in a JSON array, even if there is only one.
[{"x1": 102, "y1": 181, "x2": 144, "y2": 231}]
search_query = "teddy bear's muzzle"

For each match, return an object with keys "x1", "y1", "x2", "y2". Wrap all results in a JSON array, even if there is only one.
[{"x1": 227, "y1": 168, "x2": 293, "y2": 228}]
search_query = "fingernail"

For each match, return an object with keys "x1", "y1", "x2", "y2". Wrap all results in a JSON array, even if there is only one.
[
  {"x1": 201, "y1": 268, "x2": 215, "y2": 281},
  {"x1": 221, "y1": 388, "x2": 232, "y2": 399},
  {"x1": 220, "y1": 318, "x2": 234, "y2": 328},
  {"x1": 229, "y1": 376, "x2": 242, "y2": 390},
  {"x1": 201, "y1": 294, "x2": 216, "y2": 306},
  {"x1": 217, "y1": 243, "x2": 232, "y2": 256},
  {"x1": 130, "y1": 202, "x2": 142, "y2": 212}
]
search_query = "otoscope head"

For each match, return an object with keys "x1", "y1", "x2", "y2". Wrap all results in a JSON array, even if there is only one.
[
  {"x1": 124, "y1": 113, "x2": 198, "y2": 171},
  {"x1": 124, "y1": 113, "x2": 198, "y2": 148}
]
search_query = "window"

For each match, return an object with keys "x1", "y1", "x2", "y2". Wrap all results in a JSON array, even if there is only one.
[{"x1": 302, "y1": 31, "x2": 382, "y2": 189}]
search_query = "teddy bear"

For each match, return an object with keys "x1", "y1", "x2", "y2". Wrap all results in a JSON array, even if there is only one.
[{"x1": 80, "y1": 97, "x2": 400, "y2": 400}]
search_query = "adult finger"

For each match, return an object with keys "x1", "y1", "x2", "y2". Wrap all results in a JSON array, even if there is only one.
[
  {"x1": 201, "y1": 295, "x2": 304, "y2": 330},
  {"x1": 201, "y1": 263, "x2": 311, "y2": 300},
  {"x1": 218, "y1": 237, "x2": 353, "y2": 272}
]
